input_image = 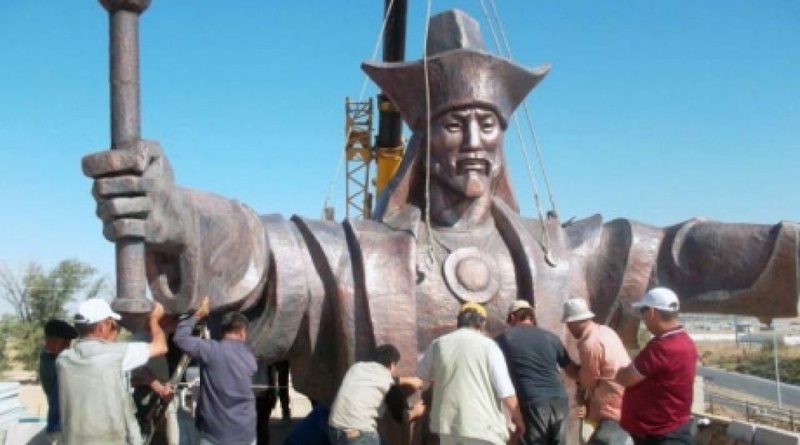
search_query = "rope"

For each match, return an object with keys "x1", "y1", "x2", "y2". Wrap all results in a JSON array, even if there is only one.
[
  {"x1": 486, "y1": 0, "x2": 558, "y2": 216},
  {"x1": 321, "y1": 0, "x2": 399, "y2": 218},
  {"x1": 478, "y1": 0, "x2": 556, "y2": 262},
  {"x1": 422, "y1": 0, "x2": 437, "y2": 266}
]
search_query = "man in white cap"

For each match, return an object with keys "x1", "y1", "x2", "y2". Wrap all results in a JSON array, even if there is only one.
[
  {"x1": 57, "y1": 298, "x2": 167, "y2": 445},
  {"x1": 562, "y1": 299, "x2": 631, "y2": 445},
  {"x1": 615, "y1": 288, "x2": 697, "y2": 445},
  {"x1": 495, "y1": 300, "x2": 577, "y2": 445}
]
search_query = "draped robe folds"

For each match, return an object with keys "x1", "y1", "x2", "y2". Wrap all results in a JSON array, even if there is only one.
[{"x1": 144, "y1": 192, "x2": 799, "y2": 408}]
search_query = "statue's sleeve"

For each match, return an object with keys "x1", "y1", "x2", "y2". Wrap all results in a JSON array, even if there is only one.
[
  {"x1": 588, "y1": 217, "x2": 798, "y2": 346},
  {"x1": 600, "y1": 218, "x2": 799, "y2": 323},
  {"x1": 144, "y1": 188, "x2": 269, "y2": 314},
  {"x1": 655, "y1": 218, "x2": 799, "y2": 323}
]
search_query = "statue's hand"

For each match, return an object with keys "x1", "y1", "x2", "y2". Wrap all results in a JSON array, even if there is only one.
[{"x1": 82, "y1": 140, "x2": 187, "y2": 249}]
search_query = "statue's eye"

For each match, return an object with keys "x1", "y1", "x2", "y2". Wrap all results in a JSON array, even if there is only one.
[
  {"x1": 480, "y1": 117, "x2": 497, "y2": 132},
  {"x1": 444, "y1": 121, "x2": 463, "y2": 133}
]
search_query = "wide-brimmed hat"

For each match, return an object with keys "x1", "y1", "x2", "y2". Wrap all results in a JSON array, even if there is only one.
[
  {"x1": 362, "y1": 9, "x2": 550, "y2": 131},
  {"x1": 562, "y1": 298, "x2": 595, "y2": 323}
]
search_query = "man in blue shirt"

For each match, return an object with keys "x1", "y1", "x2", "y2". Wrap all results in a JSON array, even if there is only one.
[{"x1": 173, "y1": 297, "x2": 257, "y2": 445}]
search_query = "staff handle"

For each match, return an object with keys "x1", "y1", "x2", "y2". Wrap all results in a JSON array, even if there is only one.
[{"x1": 100, "y1": 0, "x2": 153, "y2": 315}]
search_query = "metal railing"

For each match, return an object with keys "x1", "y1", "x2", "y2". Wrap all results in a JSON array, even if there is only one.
[{"x1": 705, "y1": 389, "x2": 798, "y2": 432}]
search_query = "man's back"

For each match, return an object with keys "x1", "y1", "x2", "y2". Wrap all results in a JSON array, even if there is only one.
[
  {"x1": 57, "y1": 340, "x2": 140, "y2": 445},
  {"x1": 419, "y1": 328, "x2": 512, "y2": 444},
  {"x1": 329, "y1": 361, "x2": 393, "y2": 432},
  {"x1": 495, "y1": 324, "x2": 570, "y2": 405},
  {"x1": 577, "y1": 323, "x2": 630, "y2": 422},
  {"x1": 173, "y1": 316, "x2": 257, "y2": 445}
]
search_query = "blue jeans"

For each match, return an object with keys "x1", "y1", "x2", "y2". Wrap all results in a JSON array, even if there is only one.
[
  {"x1": 588, "y1": 419, "x2": 632, "y2": 445},
  {"x1": 328, "y1": 426, "x2": 380, "y2": 445}
]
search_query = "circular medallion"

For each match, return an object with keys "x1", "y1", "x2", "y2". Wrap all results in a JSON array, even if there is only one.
[{"x1": 443, "y1": 247, "x2": 500, "y2": 304}]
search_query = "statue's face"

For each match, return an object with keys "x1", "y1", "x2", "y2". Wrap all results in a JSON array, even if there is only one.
[{"x1": 428, "y1": 106, "x2": 504, "y2": 199}]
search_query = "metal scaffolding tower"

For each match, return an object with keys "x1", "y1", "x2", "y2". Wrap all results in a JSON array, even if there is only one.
[{"x1": 344, "y1": 98, "x2": 374, "y2": 219}]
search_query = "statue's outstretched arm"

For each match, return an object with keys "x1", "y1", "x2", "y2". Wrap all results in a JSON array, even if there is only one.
[
  {"x1": 656, "y1": 218, "x2": 799, "y2": 323},
  {"x1": 82, "y1": 140, "x2": 268, "y2": 314},
  {"x1": 588, "y1": 217, "x2": 799, "y2": 348}
]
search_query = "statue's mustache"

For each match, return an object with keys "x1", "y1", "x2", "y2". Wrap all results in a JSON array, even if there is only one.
[{"x1": 455, "y1": 155, "x2": 492, "y2": 175}]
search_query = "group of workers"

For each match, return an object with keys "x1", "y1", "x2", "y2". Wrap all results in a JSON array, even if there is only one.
[
  {"x1": 39, "y1": 296, "x2": 258, "y2": 445},
  {"x1": 326, "y1": 286, "x2": 698, "y2": 445},
  {"x1": 37, "y1": 288, "x2": 695, "y2": 445}
]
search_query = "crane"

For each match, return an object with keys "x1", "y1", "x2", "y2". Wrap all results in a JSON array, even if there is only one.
[{"x1": 343, "y1": 0, "x2": 408, "y2": 220}]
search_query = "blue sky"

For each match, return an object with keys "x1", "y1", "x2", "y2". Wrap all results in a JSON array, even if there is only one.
[{"x1": 1, "y1": 1, "x2": 798, "y2": 293}]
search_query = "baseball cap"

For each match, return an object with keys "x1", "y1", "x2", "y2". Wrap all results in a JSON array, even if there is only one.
[
  {"x1": 44, "y1": 319, "x2": 78, "y2": 340},
  {"x1": 460, "y1": 302, "x2": 487, "y2": 318},
  {"x1": 507, "y1": 300, "x2": 533, "y2": 316},
  {"x1": 562, "y1": 298, "x2": 595, "y2": 323},
  {"x1": 632, "y1": 287, "x2": 680, "y2": 312},
  {"x1": 74, "y1": 298, "x2": 122, "y2": 325}
]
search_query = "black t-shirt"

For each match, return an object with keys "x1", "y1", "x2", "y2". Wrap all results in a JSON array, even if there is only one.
[{"x1": 495, "y1": 325, "x2": 573, "y2": 405}]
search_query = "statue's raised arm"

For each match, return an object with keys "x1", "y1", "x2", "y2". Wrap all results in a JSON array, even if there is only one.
[{"x1": 82, "y1": 140, "x2": 269, "y2": 316}]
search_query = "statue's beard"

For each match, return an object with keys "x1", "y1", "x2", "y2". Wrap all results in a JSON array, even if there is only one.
[{"x1": 463, "y1": 171, "x2": 491, "y2": 197}]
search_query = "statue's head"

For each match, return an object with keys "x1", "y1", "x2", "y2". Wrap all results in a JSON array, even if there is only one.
[{"x1": 363, "y1": 9, "x2": 550, "y2": 220}]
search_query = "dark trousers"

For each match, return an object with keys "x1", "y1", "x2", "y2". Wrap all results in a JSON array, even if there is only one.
[
  {"x1": 520, "y1": 398, "x2": 568, "y2": 445},
  {"x1": 587, "y1": 419, "x2": 631, "y2": 445},
  {"x1": 631, "y1": 421, "x2": 691, "y2": 445},
  {"x1": 275, "y1": 360, "x2": 291, "y2": 418}
]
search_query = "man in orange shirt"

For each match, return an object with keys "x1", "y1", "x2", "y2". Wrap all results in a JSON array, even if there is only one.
[{"x1": 563, "y1": 299, "x2": 632, "y2": 445}]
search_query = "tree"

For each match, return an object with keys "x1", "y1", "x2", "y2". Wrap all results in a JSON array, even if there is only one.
[
  {"x1": 0, "y1": 259, "x2": 107, "y2": 323},
  {"x1": 0, "y1": 259, "x2": 109, "y2": 372},
  {"x1": 0, "y1": 315, "x2": 16, "y2": 373}
]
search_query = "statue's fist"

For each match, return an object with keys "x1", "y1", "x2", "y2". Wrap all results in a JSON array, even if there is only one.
[{"x1": 82, "y1": 140, "x2": 184, "y2": 247}]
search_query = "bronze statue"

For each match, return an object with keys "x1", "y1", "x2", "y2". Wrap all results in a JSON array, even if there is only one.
[{"x1": 82, "y1": 8, "x2": 799, "y2": 444}]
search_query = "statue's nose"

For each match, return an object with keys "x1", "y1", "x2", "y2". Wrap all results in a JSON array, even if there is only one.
[{"x1": 462, "y1": 118, "x2": 482, "y2": 151}]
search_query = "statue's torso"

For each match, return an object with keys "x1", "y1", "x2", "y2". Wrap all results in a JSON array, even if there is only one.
[
  {"x1": 257, "y1": 204, "x2": 607, "y2": 401},
  {"x1": 413, "y1": 224, "x2": 519, "y2": 349}
]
